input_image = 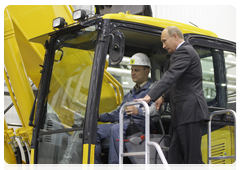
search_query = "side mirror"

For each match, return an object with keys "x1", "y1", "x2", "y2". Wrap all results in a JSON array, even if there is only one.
[{"x1": 108, "y1": 30, "x2": 125, "y2": 65}]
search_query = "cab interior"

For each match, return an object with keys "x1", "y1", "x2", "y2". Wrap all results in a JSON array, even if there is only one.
[{"x1": 110, "y1": 28, "x2": 168, "y2": 81}]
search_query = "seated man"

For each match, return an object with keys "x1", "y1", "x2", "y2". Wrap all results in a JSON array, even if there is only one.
[{"x1": 95, "y1": 53, "x2": 158, "y2": 164}]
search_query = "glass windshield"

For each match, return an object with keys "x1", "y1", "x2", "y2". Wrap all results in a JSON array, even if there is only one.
[
  {"x1": 37, "y1": 25, "x2": 97, "y2": 164},
  {"x1": 49, "y1": 26, "x2": 97, "y2": 129}
]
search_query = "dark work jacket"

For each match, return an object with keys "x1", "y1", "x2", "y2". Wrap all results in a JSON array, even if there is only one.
[
  {"x1": 148, "y1": 42, "x2": 209, "y2": 128},
  {"x1": 99, "y1": 79, "x2": 155, "y2": 123}
]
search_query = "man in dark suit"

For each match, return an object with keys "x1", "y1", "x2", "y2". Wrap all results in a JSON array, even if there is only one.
[{"x1": 135, "y1": 26, "x2": 209, "y2": 164}]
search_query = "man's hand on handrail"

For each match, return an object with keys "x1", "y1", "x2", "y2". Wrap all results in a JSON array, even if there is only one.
[
  {"x1": 134, "y1": 95, "x2": 165, "y2": 111},
  {"x1": 134, "y1": 95, "x2": 151, "y2": 104}
]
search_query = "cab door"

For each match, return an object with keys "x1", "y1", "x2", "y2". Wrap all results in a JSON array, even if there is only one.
[
  {"x1": 30, "y1": 19, "x2": 122, "y2": 164},
  {"x1": 186, "y1": 34, "x2": 236, "y2": 110}
]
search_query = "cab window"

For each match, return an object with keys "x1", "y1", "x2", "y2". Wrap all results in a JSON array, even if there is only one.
[{"x1": 194, "y1": 46, "x2": 236, "y2": 110}]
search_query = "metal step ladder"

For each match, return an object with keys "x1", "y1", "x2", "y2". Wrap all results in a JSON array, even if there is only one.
[
  {"x1": 118, "y1": 101, "x2": 168, "y2": 164},
  {"x1": 207, "y1": 109, "x2": 236, "y2": 164}
]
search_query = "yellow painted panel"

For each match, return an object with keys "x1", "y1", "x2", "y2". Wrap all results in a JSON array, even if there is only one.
[
  {"x1": 5, "y1": 5, "x2": 75, "y2": 87},
  {"x1": 230, "y1": 126, "x2": 235, "y2": 163},
  {"x1": 90, "y1": 144, "x2": 95, "y2": 164},
  {"x1": 4, "y1": 141, "x2": 17, "y2": 164},
  {"x1": 30, "y1": 149, "x2": 35, "y2": 164},
  {"x1": 4, "y1": 119, "x2": 17, "y2": 164},
  {"x1": 99, "y1": 75, "x2": 118, "y2": 114},
  {"x1": 82, "y1": 144, "x2": 89, "y2": 164},
  {"x1": 6, "y1": 5, "x2": 73, "y2": 40},
  {"x1": 82, "y1": 144, "x2": 95, "y2": 170},
  {"x1": 102, "y1": 13, "x2": 218, "y2": 37},
  {"x1": 4, "y1": 33, "x2": 34, "y2": 135},
  {"x1": 201, "y1": 126, "x2": 235, "y2": 164}
]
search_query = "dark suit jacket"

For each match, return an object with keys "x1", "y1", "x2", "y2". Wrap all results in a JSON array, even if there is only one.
[{"x1": 148, "y1": 42, "x2": 209, "y2": 128}]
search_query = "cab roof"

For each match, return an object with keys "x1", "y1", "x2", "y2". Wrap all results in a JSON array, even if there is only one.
[{"x1": 102, "y1": 12, "x2": 218, "y2": 38}]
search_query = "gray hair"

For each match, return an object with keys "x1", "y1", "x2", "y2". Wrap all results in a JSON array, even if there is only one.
[{"x1": 165, "y1": 26, "x2": 184, "y2": 40}]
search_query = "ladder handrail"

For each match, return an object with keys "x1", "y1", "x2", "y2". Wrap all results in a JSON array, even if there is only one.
[
  {"x1": 207, "y1": 109, "x2": 236, "y2": 164},
  {"x1": 119, "y1": 101, "x2": 168, "y2": 164}
]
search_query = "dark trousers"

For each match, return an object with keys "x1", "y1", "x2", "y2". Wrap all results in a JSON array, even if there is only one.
[{"x1": 168, "y1": 121, "x2": 204, "y2": 164}]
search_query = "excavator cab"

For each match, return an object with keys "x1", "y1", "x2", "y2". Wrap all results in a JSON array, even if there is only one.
[{"x1": 29, "y1": 12, "x2": 172, "y2": 163}]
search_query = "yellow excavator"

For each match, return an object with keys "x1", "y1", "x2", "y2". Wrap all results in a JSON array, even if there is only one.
[{"x1": 4, "y1": 5, "x2": 236, "y2": 164}]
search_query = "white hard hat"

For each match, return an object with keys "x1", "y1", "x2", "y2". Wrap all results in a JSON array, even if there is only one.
[{"x1": 129, "y1": 53, "x2": 151, "y2": 68}]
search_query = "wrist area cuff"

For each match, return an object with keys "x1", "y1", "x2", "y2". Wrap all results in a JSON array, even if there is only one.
[{"x1": 162, "y1": 94, "x2": 166, "y2": 102}]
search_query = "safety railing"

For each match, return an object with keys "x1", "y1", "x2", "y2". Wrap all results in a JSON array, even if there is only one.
[
  {"x1": 207, "y1": 109, "x2": 236, "y2": 164},
  {"x1": 119, "y1": 101, "x2": 168, "y2": 164},
  {"x1": 104, "y1": 70, "x2": 124, "y2": 105}
]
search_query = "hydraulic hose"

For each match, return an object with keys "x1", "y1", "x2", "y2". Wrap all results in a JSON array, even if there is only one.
[
  {"x1": 23, "y1": 140, "x2": 31, "y2": 155},
  {"x1": 7, "y1": 129, "x2": 23, "y2": 164},
  {"x1": 17, "y1": 136, "x2": 30, "y2": 164},
  {"x1": 8, "y1": 136, "x2": 20, "y2": 170},
  {"x1": 29, "y1": 84, "x2": 37, "y2": 127},
  {"x1": 23, "y1": 146, "x2": 29, "y2": 164},
  {"x1": 14, "y1": 150, "x2": 19, "y2": 164},
  {"x1": 16, "y1": 146, "x2": 22, "y2": 164}
]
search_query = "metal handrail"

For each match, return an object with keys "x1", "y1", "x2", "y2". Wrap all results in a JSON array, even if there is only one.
[
  {"x1": 119, "y1": 101, "x2": 168, "y2": 164},
  {"x1": 207, "y1": 109, "x2": 236, "y2": 164},
  {"x1": 104, "y1": 71, "x2": 123, "y2": 105}
]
